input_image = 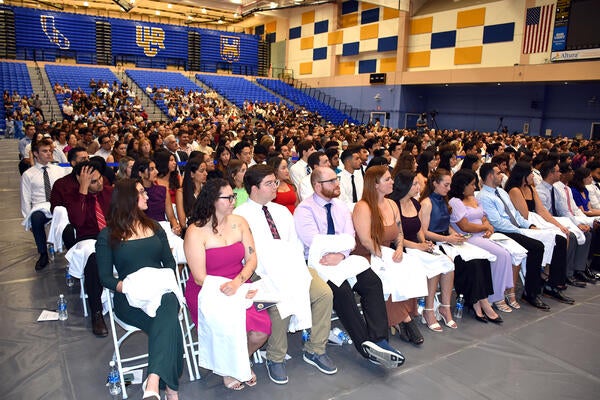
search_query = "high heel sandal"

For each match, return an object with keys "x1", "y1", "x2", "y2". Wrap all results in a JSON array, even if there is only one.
[
  {"x1": 142, "y1": 378, "x2": 161, "y2": 400},
  {"x1": 505, "y1": 292, "x2": 521, "y2": 309},
  {"x1": 438, "y1": 304, "x2": 458, "y2": 329},
  {"x1": 493, "y1": 300, "x2": 512, "y2": 313},
  {"x1": 421, "y1": 308, "x2": 443, "y2": 332}
]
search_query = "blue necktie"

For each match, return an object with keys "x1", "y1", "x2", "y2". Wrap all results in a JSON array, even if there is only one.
[{"x1": 325, "y1": 203, "x2": 335, "y2": 235}]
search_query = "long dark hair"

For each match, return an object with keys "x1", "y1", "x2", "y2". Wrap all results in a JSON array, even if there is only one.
[
  {"x1": 416, "y1": 150, "x2": 435, "y2": 177},
  {"x1": 182, "y1": 156, "x2": 207, "y2": 218},
  {"x1": 504, "y1": 161, "x2": 533, "y2": 193},
  {"x1": 226, "y1": 159, "x2": 245, "y2": 188},
  {"x1": 571, "y1": 167, "x2": 591, "y2": 193},
  {"x1": 267, "y1": 156, "x2": 296, "y2": 190},
  {"x1": 449, "y1": 169, "x2": 477, "y2": 200},
  {"x1": 154, "y1": 149, "x2": 180, "y2": 190},
  {"x1": 389, "y1": 170, "x2": 416, "y2": 203},
  {"x1": 420, "y1": 168, "x2": 451, "y2": 210},
  {"x1": 107, "y1": 178, "x2": 157, "y2": 246},
  {"x1": 189, "y1": 178, "x2": 230, "y2": 233}
]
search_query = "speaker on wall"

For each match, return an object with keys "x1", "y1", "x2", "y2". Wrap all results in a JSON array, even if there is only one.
[{"x1": 370, "y1": 73, "x2": 386, "y2": 84}]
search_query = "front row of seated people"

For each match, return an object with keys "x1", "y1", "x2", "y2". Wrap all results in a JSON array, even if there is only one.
[{"x1": 24, "y1": 153, "x2": 585, "y2": 397}]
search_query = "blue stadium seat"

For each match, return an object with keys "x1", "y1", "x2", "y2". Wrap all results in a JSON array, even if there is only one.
[
  {"x1": 1, "y1": 62, "x2": 34, "y2": 133},
  {"x1": 256, "y1": 78, "x2": 358, "y2": 125},
  {"x1": 196, "y1": 74, "x2": 290, "y2": 110}
]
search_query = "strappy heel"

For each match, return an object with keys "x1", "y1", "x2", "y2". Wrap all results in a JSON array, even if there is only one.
[
  {"x1": 438, "y1": 304, "x2": 458, "y2": 329},
  {"x1": 421, "y1": 308, "x2": 443, "y2": 332},
  {"x1": 505, "y1": 291, "x2": 521, "y2": 309}
]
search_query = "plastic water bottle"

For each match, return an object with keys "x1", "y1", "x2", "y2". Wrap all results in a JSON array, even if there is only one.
[
  {"x1": 107, "y1": 360, "x2": 122, "y2": 395},
  {"x1": 57, "y1": 294, "x2": 68, "y2": 321},
  {"x1": 417, "y1": 297, "x2": 426, "y2": 316},
  {"x1": 454, "y1": 294, "x2": 464, "y2": 319},
  {"x1": 301, "y1": 329, "x2": 311, "y2": 343},
  {"x1": 47, "y1": 244, "x2": 55, "y2": 262},
  {"x1": 65, "y1": 265, "x2": 75, "y2": 288},
  {"x1": 328, "y1": 327, "x2": 353, "y2": 345}
]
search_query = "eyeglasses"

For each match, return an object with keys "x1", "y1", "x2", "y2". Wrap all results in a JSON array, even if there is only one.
[
  {"x1": 218, "y1": 193, "x2": 238, "y2": 202},
  {"x1": 319, "y1": 176, "x2": 340, "y2": 184},
  {"x1": 261, "y1": 179, "x2": 280, "y2": 188}
]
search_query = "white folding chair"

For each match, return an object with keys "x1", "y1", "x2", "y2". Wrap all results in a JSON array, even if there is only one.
[
  {"x1": 176, "y1": 264, "x2": 201, "y2": 380},
  {"x1": 105, "y1": 287, "x2": 149, "y2": 400}
]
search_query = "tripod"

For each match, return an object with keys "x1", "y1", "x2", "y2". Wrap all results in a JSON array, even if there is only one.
[{"x1": 497, "y1": 117, "x2": 504, "y2": 132}]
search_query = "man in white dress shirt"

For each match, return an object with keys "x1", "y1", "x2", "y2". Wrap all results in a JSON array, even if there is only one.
[
  {"x1": 289, "y1": 140, "x2": 315, "y2": 188},
  {"x1": 337, "y1": 146, "x2": 364, "y2": 211},
  {"x1": 234, "y1": 165, "x2": 336, "y2": 384},
  {"x1": 536, "y1": 160, "x2": 593, "y2": 286},
  {"x1": 21, "y1": 138, "x2": 69, "y2": 270},
  {"x1": 299, "y1": 151, "x2": 330, "y2": 201}
]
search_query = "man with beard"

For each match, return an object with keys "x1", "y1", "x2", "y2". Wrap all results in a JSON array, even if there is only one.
[{"x1": 294, "y1": 167, "x2": 405, "y2": 369}]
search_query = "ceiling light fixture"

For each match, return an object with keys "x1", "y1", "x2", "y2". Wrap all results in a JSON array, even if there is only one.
[
  {"x1": 201, "y1": 8, "x2": 207, "y2": 14},
  {"x1": 83, "y1": 1, "x2": 89, "y2": 6},
  {"x1": 155, "y1": 10, "x2": 160, "y2": 15},
  {"x1": 167, "y1": 3, "x2": 172, "y2": 8},
  {"x1": 218, "y1": 17, "x2": 224, "y2": 24}
]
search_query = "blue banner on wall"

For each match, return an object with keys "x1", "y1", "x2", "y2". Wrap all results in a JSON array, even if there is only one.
[
  {"x1": 551, "y1": 25, "x2": 567, "y2": 52},
  {"x1": 195, "y1": 29, "x2": 258, "y2": 67},
  {"x1": 13, "y1": 6, "x2": 96, "y2": 52},
  {"x1": 110, "y1": 18, "x2": 188, "y2": 59}
]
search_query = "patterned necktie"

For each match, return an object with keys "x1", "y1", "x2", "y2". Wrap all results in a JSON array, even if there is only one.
[
  {"x1": 495, "y1": 189, "x2": 519, "y2": 227},
  {"x1": 42, "y1": 166, "x2": 51, "y2": 202},
  {"x1": 351, "y1": 174, "x2": 358, "y2": 203},
  {"x1": 550, "y1": 186, "x2": 557, "y2": 215},
  {"x1": 262, "y1": 205, "x2": 280, "y2": 239},
  {"x1": 306, "y1": 164, "x2": 312, "y2": 175},
  {"x1": 95, "y1": 195, "x2": 106, "y2": 230},
  {"x1": 565, "y1": 186, "x2": 574, "y2": 214},
  {"x1": 325, "y1": 203, "x2": 335, "y2": 235}
]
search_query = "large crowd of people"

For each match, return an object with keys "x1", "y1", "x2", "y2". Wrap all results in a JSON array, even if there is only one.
[{"x1": 17, "y1": 77, "x2": 600, "y2": 399}]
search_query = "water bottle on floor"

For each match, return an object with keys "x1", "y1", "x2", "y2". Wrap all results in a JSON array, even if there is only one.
[
  {"x1": 57, "y1": 294, "x2": 68, "y2": 321},
  {"x1": 417, "y1": 297, "x2": 425, "y2": 315},
  {"x1": 328, "y1": 327, "x2": 353, "y2": 345},
  {"x1": 47, "y1": 244, "x2": 55, "y2": 262},
  {"x1": 301, "y1": 328, "x2": 311, "y2": 343},
  {"x1": 65, "y1": 265, "x2": 74, "y2": 288},
  {"x1": 107, "y1": 360, "x2": 122, "y2": 395},
  {"x1": 454, "y1": 294, "x2": 464, "y2": 319}
]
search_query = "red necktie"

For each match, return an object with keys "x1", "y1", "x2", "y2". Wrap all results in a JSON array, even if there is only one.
[{"x1": 95, "y1": 195, "x2": 106, "y2": 230}]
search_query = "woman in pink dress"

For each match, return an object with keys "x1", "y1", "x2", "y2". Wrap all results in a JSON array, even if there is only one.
[{"x1": 184, "y1": 178, "x2": 270, "y2": 391}]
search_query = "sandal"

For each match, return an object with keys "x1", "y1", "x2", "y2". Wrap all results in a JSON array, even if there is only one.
[
  {"x1": 421, "y1": 308, "x2": 443, "y2": 332},
  {"x1": 438, "y1": 304, "x2": 458, "y2": 329},
  {"x1": 245, "y1": 369, "x2": 257, "y2": 387},
  {"x1": 224, "y1": 377, "x2": 245, "y2": 391},
  {"x1": 505, "y1": 292, "x2": 521, "y2": 309},
  {"x1": 493, "y1": 300, "x2": 512, "y2": 313},
  {"x1": 142, "y1": 378, "x2": 160, "y2": 400}
]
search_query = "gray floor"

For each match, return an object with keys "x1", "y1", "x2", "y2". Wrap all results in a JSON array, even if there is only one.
[{"x1": 1, "y1": 138, "x2": 599, "y2": 400}]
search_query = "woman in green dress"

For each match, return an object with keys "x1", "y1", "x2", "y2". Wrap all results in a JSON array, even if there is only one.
[{"x1": 97, "y1": 179, "x2": 182, "y2": 400}]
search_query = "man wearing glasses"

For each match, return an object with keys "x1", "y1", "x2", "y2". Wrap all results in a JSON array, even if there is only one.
[
  {"x1": 234, "y1": 165, "x2": 336, "y2": 384},
  {"x1": 294, "y1": 167, "x2": 405, "y2": 369},
  {"x1": 94, "y1": 134, "x2": 113, "y2": 161}
]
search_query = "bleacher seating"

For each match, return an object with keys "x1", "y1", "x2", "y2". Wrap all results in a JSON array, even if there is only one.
[
  {"x1": 125, "y1": 70, "x2": 203, "y2": 118},
  {"x1": 257, "y1": 78, "x2": 359, "y2": 126},
  {"x1": 45, "y1": 64, "x2": 121, "y2": 106},
  {"x1": 196, "y1": 74, "x2": 289, "y2": 109},
  {"x1": 1, "y1": 62, "x2": 34, "y2": 134}
]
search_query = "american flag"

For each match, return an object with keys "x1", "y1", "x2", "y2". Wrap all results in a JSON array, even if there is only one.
[{"x1": 523, "y1": 4, "x2": 554, "y2": 54}]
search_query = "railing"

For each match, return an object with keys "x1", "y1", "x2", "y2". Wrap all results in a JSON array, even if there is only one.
[{"x1": 281, "y1": 76, "x2": 369, "y2": 124}]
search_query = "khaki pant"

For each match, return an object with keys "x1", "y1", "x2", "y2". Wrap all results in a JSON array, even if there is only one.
[{"x1": 266, "y1": 268, "x2": 333, "y2": 361}]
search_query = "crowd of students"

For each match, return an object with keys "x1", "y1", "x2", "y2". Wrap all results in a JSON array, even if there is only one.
[{"x1": 17, "y1": 82, "x2": 600, "y2": 398}]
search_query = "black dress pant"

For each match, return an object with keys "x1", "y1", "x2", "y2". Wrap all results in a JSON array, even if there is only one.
[
  {"x1": 547, "y1": 235, "x2": 567, "y2": 287},
  {"x1": 327, "y1": 268, "x2": 389, "y2": 358},
  {"x1": 501, "y1": 231, "x2": 545, "y2": 297},
  {"x1": 83, "y1": 253, "x2": 103, "y2": 315}
]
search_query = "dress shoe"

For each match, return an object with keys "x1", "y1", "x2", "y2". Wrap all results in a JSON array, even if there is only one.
[
  {"x1": 521, "y1": 293, "x2": 551, "y2": 311},
  {"x1": 469, "y1": 307, "x2": 488, "y2": 323},
  {"x1": 34, "y1": 253, "x2": 49, "y2": 271},
  {"x1": 566, "y1": 276, "x2": 586, "y2": 288},
  {"x1": 584, "y1": 268, "x2": 599, "y2": 283},
  {"x1": 92, "y1": 311, "x2": 108, "y2": 337},
  {"x1": 574, "y1": 270, "x2": 594, "y2": 284},
  {"x1": 543, "y1": 286, "x2": 575, "y2": 305},
  {"x1": 482, "y1": 311, "x2": 503, "y2": 324}
]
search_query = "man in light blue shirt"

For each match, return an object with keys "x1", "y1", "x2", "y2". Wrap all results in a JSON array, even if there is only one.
[{"x1": 477, "y1": 163, "x2": 550, "y2": 311}]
